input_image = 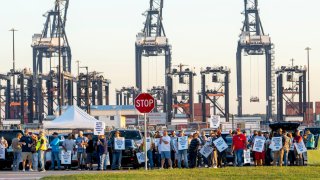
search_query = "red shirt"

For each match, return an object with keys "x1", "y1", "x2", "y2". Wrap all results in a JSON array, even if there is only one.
[
  {"x1": 294, "y1": 135, "x2": 302, "y2": 143},
  {"x1": 232, "y1": 134, "x2": 247, "y2": 151}
]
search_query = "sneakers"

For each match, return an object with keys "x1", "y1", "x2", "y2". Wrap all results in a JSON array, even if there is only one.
[
  {"x1": 22, "y1": 169, "x2": 25, "y2": 172},
  {"x1": 29, "y1": 168, "x2": 34, "y2": 172},
  {"x1": 39, "y1": 169, "x2": 46, "y2": 172}
]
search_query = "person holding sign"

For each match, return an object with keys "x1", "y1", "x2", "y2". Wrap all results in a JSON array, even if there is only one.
[
  {"x1": 272, "y1": 128, "x2": 285, "y2": 167},
  {"x1": 177, "y1": 130, "x2": 188, "y2": 168},
  {"x1": 160, "y1": 130, "x2": 172, "y2": 169},
  {"x1": 232, "y1": 128, "x2": 247, "y2": 167},
  {"x1": 293, "y1": 130, "x2": 303, "y2": 166},
  {"x1": 252, "y1": 131, "x2": 266, "y2": 166},
  {"x1": 112, "y1": 131, "x2": 123, "y2": 170},
  {"x1": 216, "y1": 130, "x2": 227, "y2": 168},
  {"x1": 62, "y1": 134, "x2": 76, "y2": 170},
  {"x1": 141, "y1": 132, "x2": 154, "y2": 169},
  {"x1": 97, "y1": 135, "x2": 108, "y2": 170}
]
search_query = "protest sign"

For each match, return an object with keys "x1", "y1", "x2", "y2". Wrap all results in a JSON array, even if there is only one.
[
  {"x1": 213, "y1": 137, "x2": 228, "y2": 153},
  {"x1": 136, "y1": 152, "x2": 146, "y2": 164},
  {"x1": 61, "y1": 150, "x2": 72, "y2": 164},
  {"x1": 199, "y1": 144, "x2": 213, "y2": 158},
  {"x1": 94, "y1": 121, "x2": 105, "y2": 135},
  {"x1": 244, "y1": 149, "x2": 251, "y2": 164},
  {"x1": 0, "y1": 144, "x2": 5, "y2": 159},
  {"x1": 146, "y1": 138, "x2": 151, "y2": 151},
  {"x1": 178, "y1": 136, "x2": 188, "y2": 150},
  {"x1": 253, "y1": 138, "x2": 265, "y2": 153},
  {"x1": 114, "y1": 137, "x2": 125, "y2": 150},
  {"x1": 154, "y1": 138, "x2": 160, "y2": 147},
  {"x1": 271, "y1": 137, "x2": 282, "y2": 151},
  {"x1": 294, "y1": 141, "x2": 307, "y2": 154}
]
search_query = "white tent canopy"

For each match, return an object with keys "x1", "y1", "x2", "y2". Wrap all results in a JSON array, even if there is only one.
[{"x1": 44, "y1": 106, "x2": 102, "y2": 129}]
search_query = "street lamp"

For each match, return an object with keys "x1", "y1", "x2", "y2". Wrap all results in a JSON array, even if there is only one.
[
  {"x1": 80, "y1": 66, "x2": 90, "y2": 114},
  {"x1": 305, "y1": 47, "x2": 311, "y2": 125},
  {"x1": 9, "y1": 28, "x2": 18, "y2": 101}
]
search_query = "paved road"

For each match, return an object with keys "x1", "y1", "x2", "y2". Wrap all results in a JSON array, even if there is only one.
[{"x1": 0, "y1": 170, "x2": 122, "y2": 180}]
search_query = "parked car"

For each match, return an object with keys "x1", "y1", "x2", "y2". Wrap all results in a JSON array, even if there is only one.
[
  {"x1": 0, "y1": 129, "x2": 24, "y2": 170},
  {"x1": 225, "y1": 135, "x2": 234, "y2": 163},
  {"x1": 107, "y1": 129, "x2": 143, "y2": 169}
]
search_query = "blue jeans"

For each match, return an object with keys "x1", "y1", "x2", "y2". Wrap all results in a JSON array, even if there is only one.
[
  {"x1": 32, "y1": 153, "x2": 38, "y2": 171},
  {"x1": 178, "y1": 149, "x2": 188, "y2": 168},
  {"x1": 283, "y1": 150, "x2": 288, "y2": 166},
  {"x1": 38, "y1": 150, "x2": 45, "y2": 170},
  {"x1": 235, "y1": 149, "x2": 244, "y2": 166},
  {"x1": 111, "y1": 151, "x2": 122, "y2": 170},
  {"x1": 13, "y1": 152, "x2": 21, "y2": 171},
  {"x1": 155, "y1": 153, "x2": 161, "y2": 168},
  {"x1": 147, "y1": 150, "x2": 154, "y2": 169},
  {"x1": 100, "y1": 153, "x2": 108, "y2": 170},
  {"x1": 51, "y1": 151, "x2": 61, "y2": 169}
]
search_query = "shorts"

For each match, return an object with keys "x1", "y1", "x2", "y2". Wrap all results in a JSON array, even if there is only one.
[
  {"x1": 86, "y1": 153, "x2": 93, "y2": 164},
  {"x1": 77, "y1": 152, "x2": 87, "y2": 161},
  {"x1": 22, "y1": 152, "x2": 32, "y2": 161},
  {"x1": 254, "y1": 151, "x2": 265, "y2": 160},
  {"x1": 161, "y1": 151, "x2": 171, "y2": 159}
]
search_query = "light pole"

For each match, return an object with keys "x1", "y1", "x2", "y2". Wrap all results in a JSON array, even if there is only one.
[
  {"x1": 305, "y1": 47, "x2": 311, "y2": 125},
  {"x1": 9, "y1": 28, "x2": 18, "y2": 101}
]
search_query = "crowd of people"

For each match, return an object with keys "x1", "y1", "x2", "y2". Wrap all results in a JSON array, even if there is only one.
[{"x1": 0, "y1": 128, "x2": 316, "y2": 172}]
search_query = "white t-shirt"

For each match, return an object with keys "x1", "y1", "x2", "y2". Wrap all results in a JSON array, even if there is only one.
[{"x1": 160, "y1": 136, "x2": 171, "y2": 152}]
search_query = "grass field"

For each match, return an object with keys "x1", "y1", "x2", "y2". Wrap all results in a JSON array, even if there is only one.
[{"x1": 42, "y1": 150, "x2": 320, "y2": 180}]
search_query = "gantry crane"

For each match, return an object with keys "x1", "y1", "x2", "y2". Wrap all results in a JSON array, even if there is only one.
[
  {"x1": 200, "y1": 66, "x2": 230, "y2": 123},
  {"x1": 116, "y1": 87, "x2": 140, "y2": 106},
  {"x1": 236, "y1": 0, "x2": 275, "y2": 121},
  {"x1": 32, "y1": 0, "x2": 72, "y2": 118},
  {"x1": 276, "y1": 65, "x2": 307, "y2": 122},
  {"x1": 171, "y1": 64, "x2": 196, "y2": 122},
  {"x1": 135, "y1": 0, "x2": 173, "y2": 123}
]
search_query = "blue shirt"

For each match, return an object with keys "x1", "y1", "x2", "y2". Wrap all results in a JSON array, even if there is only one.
[
  {"x1": 76, "y1": 136, "x2": 88, "y2": 153},
  {"x1": 50, "y1": 137, "x2": 60, "y2": 153}
]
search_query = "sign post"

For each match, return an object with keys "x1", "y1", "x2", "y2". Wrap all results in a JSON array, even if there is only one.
[{"x1": 134, "y1": 93, "x2": 155, "y2": 171}]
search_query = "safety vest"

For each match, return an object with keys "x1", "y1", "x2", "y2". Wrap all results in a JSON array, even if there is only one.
[{"x1": 36, "y1": 136, "x2": 48, "y2": 151}]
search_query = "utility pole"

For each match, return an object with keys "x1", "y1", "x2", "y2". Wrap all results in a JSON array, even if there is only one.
[
  {"x1": 9, "y1": 28, "x2": 18, "y2": 101},
  {"x1": 305, "y1": 47, "x2": 311, "y2": 125},
  {"x1": 57, "y1": 0, "x2": 63, "y2": 116}
]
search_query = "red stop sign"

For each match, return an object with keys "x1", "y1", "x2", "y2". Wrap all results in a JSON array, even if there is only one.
[{"x1": 134, "y1": 93, "x2": 155, "y2": 113}]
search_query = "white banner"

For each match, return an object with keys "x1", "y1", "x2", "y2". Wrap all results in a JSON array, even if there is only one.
[
  {"x1": 136, "y1": 152, "x2": 146, "y2": 164},
  {"x1": 253, "y1": 138, "x2": 265, "y2": 153},
  {"x1": 294, "y1": 141, "x2": 307, "y2": 154},
  {"x1": 114, "y1": 137, "x2": 125, "y2": 150},
  {"x1": 0, "y1": 144, "x2": 5, "y2": 160},
  {"x1": 61, "y1": 150, "x2": 72, "y2": 164},
  {"x1": 213, "y1": 137, "x2": 228, "y2": 153},
  {"x1": 178, "y1": 136, "x2": 188, "y2": 150},
  {"x1": 210, "y1": 115, "x2": 220, "y2": 128},
  {"x1": 271, "y1": 137, "x2": 282, "y2": 151},
  {"x1": 199, "y1": 144, "x2": 213, "y2": 158},
  {"x1": 244, "y1": 149, "x2": 251, "y2": 164},
  {"x1": 146, "y1": 138, "x2": 151, "y2": 151},
  {"x1": 94, "y1": 121, "x2": 105, "y2": 135},
  {"x1": 148, "y1": 113, "x2": 166, "y2": 125}
]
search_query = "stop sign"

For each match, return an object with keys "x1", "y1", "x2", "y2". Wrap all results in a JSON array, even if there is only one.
[{"x1": 134, "y1": 93, "x2": 155, "y2": 113}]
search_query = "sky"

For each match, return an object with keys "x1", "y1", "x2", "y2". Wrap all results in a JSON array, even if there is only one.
[{"x1": 0, "y1": 0, "x2": 319, "y2": 115}]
